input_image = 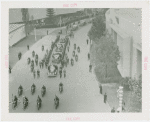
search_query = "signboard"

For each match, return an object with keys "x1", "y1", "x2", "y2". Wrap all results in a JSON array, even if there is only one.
[{"x1": 117, "y1": 86, "x2": 123, "y2": 112}]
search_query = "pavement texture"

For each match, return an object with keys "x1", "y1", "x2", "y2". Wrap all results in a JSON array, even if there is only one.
[{"x1": 9, "y1": 24, "x2": 111, "y2": 113}]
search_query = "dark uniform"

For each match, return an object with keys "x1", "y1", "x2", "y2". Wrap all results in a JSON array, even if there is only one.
[
  {"x1": 89, "y1": 64, "x2": 92, "y2": 72},
  {"x1": 87, "y1": 39, "x2": 89, "y2": 44},
  {"x1": 99, "y1": 84, "x2": 103, "y2": 94},
  {"x1": 9, "y1": 65, "x2": 12, "y2": 73},
  {"x1": 104, "y1": 93, "x2": 107, "y2": 103},
  {"x1": 37, "y1": 70, "x2": 40, "y2": 78},
  {"x1": 63, "y1": 69, "x2": 66, "y2": 78},
  {"x1": 59, "y1": 83, "x2": 63, "y2": 92},
  {"x1": 27, "y1": 45, "x2": 29, "y2": 50},
  {"x1": 18, "y1": 52, "x2": 22, "y2": 60},
  {"x1": 88, "y1": 53, "x2": 90, "y2": 60},
  {"x1": 59, "y1": 69, "x2": 62, "y2": 78}
]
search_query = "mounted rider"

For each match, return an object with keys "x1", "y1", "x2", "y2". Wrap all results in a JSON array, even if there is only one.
[
  {"x1": 54, "y1": 95, "x2": 59, "y2": 103},
  {"x1": 31, "y1": 83, "x2": 36, "y2": 90},
  {"x1": 23, "y1": 96, "x2": 28, "y2": 105},
  {"x1": 59, "y1": 82, "x2": 63, "y2": 92},
  {"x1": 37, "y1": 95, "x2": 42, "y2": 105}
]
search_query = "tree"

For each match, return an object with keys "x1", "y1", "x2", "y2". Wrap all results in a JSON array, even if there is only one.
[
  {"x1": 46, "y1": 8, "x2": 55, "y2": 23},
  {"x1": 21, "y1": 8, "x2": 30, "y2": 36},
  {"x1": 96, "y1": 34, "x2": 120, "y2": 78},
  {"x1": 88, "y1": 15, "x2": 106, "y2": 43},
  {"x1": 128, "y1": 75, "x2": 142, "y2": 103}
]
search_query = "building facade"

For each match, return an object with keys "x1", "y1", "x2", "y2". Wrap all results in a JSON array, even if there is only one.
[{"x1": 105, "y1": 8, "x2": 142, "y2": 79}]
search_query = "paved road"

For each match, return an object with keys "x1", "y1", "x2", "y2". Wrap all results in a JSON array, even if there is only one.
[{"x1": 9, "y1": 24, "x2": 111, "y2": 112}]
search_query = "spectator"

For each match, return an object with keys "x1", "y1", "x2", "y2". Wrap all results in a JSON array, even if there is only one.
[
  {"x1": 63, "y1": 69, "x2": 66, "y2": 78},
  {"x1": 42, "y1": 45, "x2": 44, "y2": 51},
  {"x1": 39, "y1": 61, "x2": 42, "y2": 69},
  {"x1": 37, "y1": 70, "x2": 40, "y2": 78},
  {"x1": 59, "y1": 69, "x2": 62, "y2": 78},
  {"x1": 104, "y1": 93, "x2": 107, "y2": 104},
  {"x1": 88, "y1": 53, "x2": 90, "y2": 60},
  {"x1": 99, "y1": 84, "x2": 103, "y2": 94},
  {"x1": 89, "y1": 64, "x2": 92, "y2": 72},
  {"x1": 27, "y1": 45, "x2": 29, "y2": 50},
  {"x1": 87, "y1": 39, "x2": 89, "y2": 44},
  {"x1": 9, "y1": 65, "x2": 12, "y2": 74},
  {"x1": 18, "y1": 52, "x2": 22, "y2": 60}
]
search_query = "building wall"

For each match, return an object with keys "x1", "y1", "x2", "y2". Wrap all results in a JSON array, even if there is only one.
[
  {"x1": 105, "y1": 8, "x2": 142, "y2": 79},
  {"x1": 9, "y1": 26, "x2": 26, "y2": 46}
]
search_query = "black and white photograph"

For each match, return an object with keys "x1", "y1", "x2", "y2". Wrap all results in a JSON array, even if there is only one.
[
  {"x1": 1, "y1": 0, "x2": 150, "y2": 120},
  {"x1": 8, "y1": 8, "x2": 142, "y2": 113}
]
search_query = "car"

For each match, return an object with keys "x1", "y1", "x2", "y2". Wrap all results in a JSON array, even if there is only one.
[
  {"x1": 80, "y1": 21, "x2": 86, "y2": 26},
  {"x1": 55, "y1": 43, "x2": 64, "y2": 52},
  {"x1": 52, "y1": 53, "x2": 62, "y2": 64},
  {"x1": 71, "y1": 25, "x2": 78, "y2": 31},
  {"x1": 59, "y1": 38, "x2": 66, "y2": 43},
  {"x1": 47, "y1": 64, "x2": 58, "y2": 77}
]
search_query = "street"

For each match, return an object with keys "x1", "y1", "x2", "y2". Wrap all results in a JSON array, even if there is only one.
[{"x1": 9, "y1": 24, "x2": 111, "y2": 112}]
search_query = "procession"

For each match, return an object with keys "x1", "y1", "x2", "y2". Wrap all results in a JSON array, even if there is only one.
[{"x1": 9, "y1": 8, "x2": 142, "y2": 113}]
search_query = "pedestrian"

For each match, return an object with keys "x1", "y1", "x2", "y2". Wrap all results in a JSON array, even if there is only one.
[
  {"x1": 89, "y1": 64, "x2": 92, "y2": 72},
  {"x1": 33, "y1": 70, "x2": 36, "y2": 78},
  {"x1": 27, "y1": 57, "x2": 31, "y2": 65},
  {"x1": 68, "y1": 46, "x2": 69, "y2": 52},
  {"x1": 87, "y1": 39, "x2": 89, "y2": 44},
  {"x1": 39, "y1": 61, "x2": 42, "y2": 69},
  {"x1": 9, "y1": 65, "x2": 12, "y2": 74},
  {"x1": 63, "y1": 69, "x2": 66, "y2": 78},
  {"x1": 31, "y1": 60, "x2": 34, "y2": 67},
  {"x1": 47, "y1": 30, "x2": 48, "y2": 35},
  {"x1": 111, "y1": 107, "x2": 116, "y2": 113},
  {"x1": 18, "y1": 52, "x2": 22, "y2": 60},
  {"x1": 27, "y1": 45, "x2": 29, "y2": 50},
  {"x1": 88, "y1": 53, "x2": 90, "y2": 60},
  {"x1": 59, "y1": 69, "x2": 62, "y2": 78},
  {"x1": 104, "y1": 93, "x2": 107, "y2": 104},
  {"x1": 42, "y1": 45, "x2": 44, "y2": 51},
  {"x1": 99, "y1": 84, "x2": 103, "y2": 94},
  {"x1": 37, "y1": 70, "x2": 40, "y2": 78}
]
